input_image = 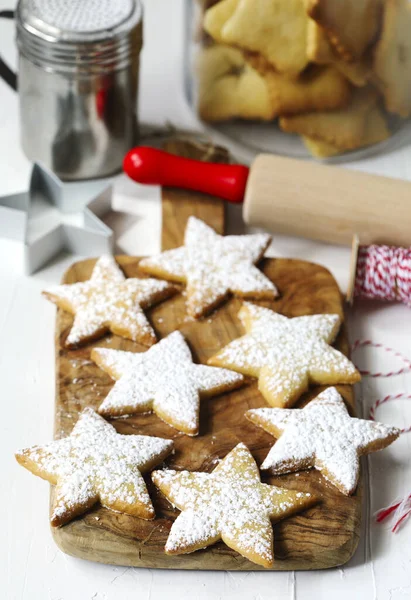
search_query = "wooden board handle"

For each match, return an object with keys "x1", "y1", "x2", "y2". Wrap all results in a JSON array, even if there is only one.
[
  {"x1": 243, "y1": 154, "x2": 411, "y2": 247},
  {"x1": 160, "y1": 139, "x2": 227, "y2": 250}
]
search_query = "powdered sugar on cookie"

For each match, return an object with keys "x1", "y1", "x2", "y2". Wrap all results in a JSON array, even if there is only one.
[
  {"x1": 92, "y1": 330, "x2": 244, "y2": 435},
  {"x1": 139, "y1": 217, "x2": 277, "y2": 318},
  {"x1": 43, "y1": 255, "x2": 176, "y2": 347},
  {"x1": 209, "y1": 302, "x2": 360, "y2": 408},
  {"x1": 15, "y1": 408, "x2": 174, "y2": 526},
  {"x1": 152, "y1": 443, "x2": 315, "y2": 567},
  {"x1": 246, "y1": 387, "x2": 400, "y2": 495}
]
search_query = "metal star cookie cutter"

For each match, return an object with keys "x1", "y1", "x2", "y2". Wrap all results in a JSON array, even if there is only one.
[{"x1": 0, "y1": 162, "x2": 113, "y2": 274}]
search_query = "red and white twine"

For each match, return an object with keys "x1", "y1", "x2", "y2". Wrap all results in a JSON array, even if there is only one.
[
  {"x1": 354, "y1": 245, "x2": 411, "y2": 307},
  {"x1": 351, "y1": 340, "x2": 411, "y2": 377},
  {"x1": 352, "y1": 339, "x2": 411, "y2": 532},
  {"x1": 374, "y1": 495, "x2": 411, "y2": 533},
  {"x1": 369, "y1": 393, "x2": 411, "y2": 435}
]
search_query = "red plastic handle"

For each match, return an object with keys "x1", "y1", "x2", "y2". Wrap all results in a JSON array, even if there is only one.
[{"x1": 123, "y1": 146, "x2": 249, "y2": 204}]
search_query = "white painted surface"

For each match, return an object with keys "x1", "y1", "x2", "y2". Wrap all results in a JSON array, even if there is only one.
[{"x1": 1, "y1": 1, "x2": 410, "y2": 599}]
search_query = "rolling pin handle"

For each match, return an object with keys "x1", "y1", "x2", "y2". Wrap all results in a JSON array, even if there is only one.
[{"x1": 123, "y1": 146, "x2": 249, "y2": 204}]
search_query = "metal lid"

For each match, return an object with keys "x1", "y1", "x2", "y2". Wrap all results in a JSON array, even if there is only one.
[
  {"x1": 16, "y1": 0, "x2": 143, "y2": 74},
  {"x1": 17, "y1": 0, "x2": 142, "y2": 43}
]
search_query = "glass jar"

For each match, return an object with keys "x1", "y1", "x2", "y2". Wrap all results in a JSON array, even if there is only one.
[{"x1": 184, "y1": 0, "x2": 411, "y2": 163}]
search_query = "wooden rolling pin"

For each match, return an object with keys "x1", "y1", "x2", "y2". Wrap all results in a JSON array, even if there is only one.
[{"x1": 123, "y1": 147, "x2": 411, "y2": 247}]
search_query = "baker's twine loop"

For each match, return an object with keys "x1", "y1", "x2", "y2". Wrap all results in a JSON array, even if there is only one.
[
  {"x1": 351, "y1": 340, "x2": 411, "y2": 377},
  {"x1": 374, "y1": 495, "x2": 411, "y2": 533},
  {"x1": 352, "y1": 339, "x2": 411, "y2": 532},
  {"x1": 354, "y1": 245, "x2": 411, "y2": 307},
  {"x1": 368, "y1": 393, "x2": 411, "y2": 435}
]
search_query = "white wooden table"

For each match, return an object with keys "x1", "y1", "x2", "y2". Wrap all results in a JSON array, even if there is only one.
[{"x1": 1, "y1": 1, "x2": 411, "y2": 599}]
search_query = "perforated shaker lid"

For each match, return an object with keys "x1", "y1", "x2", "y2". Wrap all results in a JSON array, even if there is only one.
[{"x1": 17, "y1": 0, "x2": 142, "y2": 43}]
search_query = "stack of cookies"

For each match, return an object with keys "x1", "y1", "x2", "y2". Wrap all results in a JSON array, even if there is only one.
[
  {"x1": 16, "y1": 218, "x2": 401, "y2": 568},
  {"x1": 196, "y1": 0, "x2": 411, "y2": 157}
]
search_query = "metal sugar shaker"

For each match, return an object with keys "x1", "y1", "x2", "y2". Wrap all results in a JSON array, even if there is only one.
[{"x1": 15, "y1": 0, "x2": 143, "y2": 180}]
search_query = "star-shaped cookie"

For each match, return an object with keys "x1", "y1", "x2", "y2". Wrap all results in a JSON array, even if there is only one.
[
  {"x1": 139, "y1": 217, "x2": 277, "y2": 318},
  {"x1": 152, "y1": 443, "x2": 316, "y2": 567},
  {"x1": 15, "y1": 408, "x2": 174, "y2": 526},
  {"x1": 246, "y1": 387, "x2": 400, "y2": 495},
  {"x1": 208, "y1": 302, "x2": 360, "y2": 408},
  {"x1": 43, "y1": 255, "x2": 176, "y2": 347},
  {"x1": 91, "y1": 330, "x2": 244, "y2": 435}
]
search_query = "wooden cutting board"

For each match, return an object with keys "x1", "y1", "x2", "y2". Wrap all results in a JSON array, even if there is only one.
[{"x1": 51, "y1": 140, "x2": 361, "y2": 571}]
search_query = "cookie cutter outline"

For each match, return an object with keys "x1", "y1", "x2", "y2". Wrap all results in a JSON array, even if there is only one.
[{"x1": 0, "y1": 162, "x2": 113, "y2": 274}]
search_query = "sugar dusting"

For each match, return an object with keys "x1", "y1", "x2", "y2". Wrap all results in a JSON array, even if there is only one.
[
  {"x1": 139, "y1": 217, "x2": 278, "y2": 317},
  {"x1": 152, "y1": 443, "x2": 314, "y2": 566},
  {"x1": 247, "y1": 387, "x2": 400, "y2": 495},
  {"x1": 44, "y1": 255, "x2": 174, "y2": 345},
  {"x1": 93, "y1": 330, "x2": 243, "y2": 434},
  {"x1": 17, "y1": 408, "x2": 173, "y2": 523},
  {"x1": 210, "y1": 303, "x2": 359, "y2": 407}
]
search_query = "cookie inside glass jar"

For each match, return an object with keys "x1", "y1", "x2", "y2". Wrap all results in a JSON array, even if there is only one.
[{"x1": 187, "y1": 0, "x2": 408, "y2": 160}]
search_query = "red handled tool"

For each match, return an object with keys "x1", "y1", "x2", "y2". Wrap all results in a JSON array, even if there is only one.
[
  {"x1": 123, "y1": 146, "x2": 249, "y2": 204},
  {"x1": 123, "y1": 146, "x2": 411, "y2": 248}
]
